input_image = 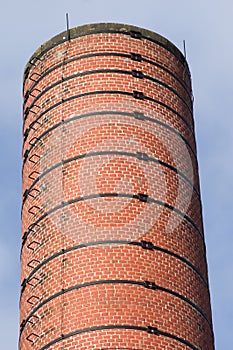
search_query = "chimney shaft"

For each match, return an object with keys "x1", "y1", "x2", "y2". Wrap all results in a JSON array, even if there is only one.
[{"x1": 20, "y1": 23, "x2": 214, "y2": 350}]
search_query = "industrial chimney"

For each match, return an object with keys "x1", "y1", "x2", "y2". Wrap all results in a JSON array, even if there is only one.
[{"x1": 20, "y1": 23, "x2": 214, "y2": 349}]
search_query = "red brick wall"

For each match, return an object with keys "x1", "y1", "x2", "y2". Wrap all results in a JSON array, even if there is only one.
[{"x1": 20, "y1": 23, "x2": 214, "y2": 349}]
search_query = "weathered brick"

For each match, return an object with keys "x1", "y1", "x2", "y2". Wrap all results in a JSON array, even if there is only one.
[{"x1": 20, "y1": 23, "x2": 214, "y2": 350}]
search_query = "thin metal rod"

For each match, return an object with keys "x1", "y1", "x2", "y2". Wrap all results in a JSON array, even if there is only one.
[
  {"x1": 183, "y1": 40, "x2": 186, "y2": 59},
  {"x1": 66, "y1": 13, "x2": 70, "y2": 41}
]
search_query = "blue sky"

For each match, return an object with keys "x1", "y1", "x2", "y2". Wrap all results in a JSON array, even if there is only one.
[{"x1": 0, "y1": 0, "x2": 232, "y2": 348}]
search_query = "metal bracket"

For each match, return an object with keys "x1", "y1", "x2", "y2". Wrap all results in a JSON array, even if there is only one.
[
  {"x1": 28, "y1": 205, "x2": 41, "y2": 216},
  {"x1": 141, "y1": 240, "x2": 154, "y2": 250},
  {"x1": 29, "y1": 119, "x2": 42, "y2": 131},
  {"x1": 29, "y1": 88, "x2": 41, "y2": 98},
  {"x1": 21, "y1": 279, "x2": 27, "y2": 293},
  {"x1": 29, "y1": 72, "x2": 42, "y2": 82},
  {"x1": 23, "y1": 187, "x2": 40, "y2": 200},
  {"x1": 130, "y1": 30, "x2": 142, "y2": 39},
  {"x1": 28, "y1": 223, "x2": 41, "y2": 234},
  {"x1": 29, "y1": 136, "x2": 40, "y2": 146},
  {"x1": 132, "y1": 70, "x2": 144, "y2": 79},
  {"x1": 27, "y1": 188, "x2": 41, "y2": 199},
  {"x1": 27, "y1": 259, "x2": 40, "y2": 269},
  {"x1": 27, "y1": 240, "x2": 41, "y2": 251},
  {"x1": 28, "y1": 154, "x2": 40, "y2": 164},
  {"x1": 136, "y1": 152, "x2": 150, "y2": 161},
  {"x1": 28, "y1": 315, "x2": 40, "y2": 326},
  {"x1": 29, "y1": 56, "x2": 42, "y2": 66},
  {"x1": 24, "y1": 149, "x2": 29, "y2": 162},
  {"x1": 20, "y1": 319, "x2": 26, "y2": 331},
  {"x1": 27, "y1": 276, "x2": 40, "y2": 287},
  {"x1": 130, "y1": 52, "x2": 142, "y2": 62},
  {"x1": 23, "y1": 128, "x2": 30, "y2": 142},
  {"x1": 30, "y1": 104, "x2": 41, "y2": 115},
  {"x1": 137, "y1": 193, "x2": 149, "y2": 202},
  {"x1": 147, "y1": 326, "x2": 159, "y2": 335},
  {"x1": 133, "y1": 111, "x2": 146, "y2": 120},
  {"x1": 25, "y1": 104, "x2": 40, "y2": 120},
  {"x1": 24, "y1": 107, "x2": 30, "y2": 118},
  {"x1": 27, "y1": 295, "x2": 40, "y2": 305},
  {"x1": 144, "y1": 281, "x2": 157, "y2": 290},
  {"x1": 133, "y1": 90, "x2": 144, "y2": 100},
  {"x1": 24, "y1": 90, "x2": 30, "y2": 100},
  {"x1": 28, "y1": 171, "x2": 41, "y2": 180},
  {"x1": 26, "y1": 332, "x2": 40, "y2": 343}
]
